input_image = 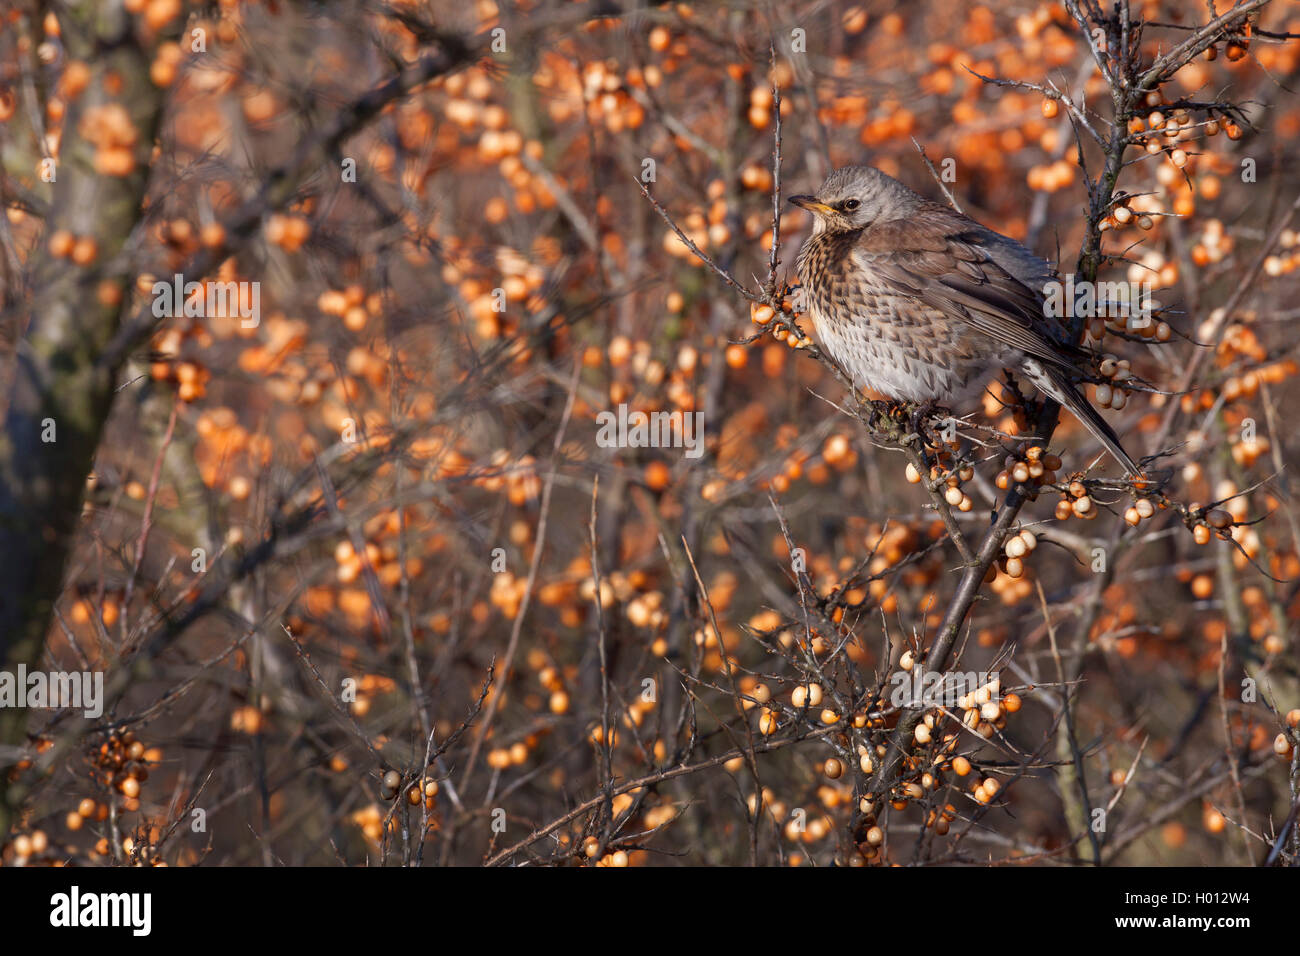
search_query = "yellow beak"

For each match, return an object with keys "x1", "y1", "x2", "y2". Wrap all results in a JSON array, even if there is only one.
[{"x1": 788, "y1": 195, "x2": 834, "y2": 214}]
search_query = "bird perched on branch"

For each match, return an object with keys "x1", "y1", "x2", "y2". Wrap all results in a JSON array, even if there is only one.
[{"x1": 790, "y1": 164, "x2": 1139, "y2": 475}]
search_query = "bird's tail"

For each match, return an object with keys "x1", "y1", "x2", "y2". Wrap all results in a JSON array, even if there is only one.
[{"x1": 1022, "y1": 360, "x2": 1140, "y2": 476}]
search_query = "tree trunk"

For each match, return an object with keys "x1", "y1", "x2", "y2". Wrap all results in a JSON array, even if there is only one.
[{"x1": 0, "y1": 3, "x2": 169, "y2": 832}]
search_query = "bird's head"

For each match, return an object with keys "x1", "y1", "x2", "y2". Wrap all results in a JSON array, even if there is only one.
[{"x1": 789, "y1": 165, "x2": 920, "y2": 235}]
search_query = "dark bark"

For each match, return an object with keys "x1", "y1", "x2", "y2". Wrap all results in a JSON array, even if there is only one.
[{"x1": 0, "y1": 6, "x2": 168, "y2": 833}]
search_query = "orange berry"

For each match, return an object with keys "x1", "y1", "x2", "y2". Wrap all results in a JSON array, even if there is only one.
[
  {"x1": 48, "y1": 229, "x2": 75, "y2": 257},
  {"x1": 644, "y1": 460, "x2": 671, "y2": 491},
  {"x1": 70, "y1": 236, "x2": 98, "y2": 265}
]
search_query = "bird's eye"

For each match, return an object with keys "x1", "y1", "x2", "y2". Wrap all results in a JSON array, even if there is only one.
[{"x1": 843, "y1": 199, "x2": 861, "y2": 211}]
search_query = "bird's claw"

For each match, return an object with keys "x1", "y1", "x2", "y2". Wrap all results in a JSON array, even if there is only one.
[{"x1": 906, "y1": 400, "x2": 941, "y2": 446}]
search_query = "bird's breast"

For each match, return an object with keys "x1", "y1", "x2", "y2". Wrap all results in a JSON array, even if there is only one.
[{"x1": 795, "y1": 233, "x2": 997, "y2": 403}]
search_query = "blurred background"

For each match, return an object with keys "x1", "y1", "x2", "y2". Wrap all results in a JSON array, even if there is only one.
[{"x1": 1, "y1": 0, "x2": 1299, "y2": 866}]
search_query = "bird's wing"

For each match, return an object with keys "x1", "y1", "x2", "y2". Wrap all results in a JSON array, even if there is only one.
[{"x1": 852, "y1": 208, "x2": 1081, "y2": 371}]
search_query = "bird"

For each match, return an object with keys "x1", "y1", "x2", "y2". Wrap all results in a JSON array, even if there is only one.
[{"x1": 789, "y1": 164, "x2": 1139, "y2": 475}]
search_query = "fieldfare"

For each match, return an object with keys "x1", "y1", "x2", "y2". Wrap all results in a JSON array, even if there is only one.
[{"x1": 791, "y1": 164, "x2": 1138, "y2": 474}]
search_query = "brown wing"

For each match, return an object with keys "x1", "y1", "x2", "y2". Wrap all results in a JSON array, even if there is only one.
[{"x1": 852, "y1": 206, "x2": 1081, "y2": 371}]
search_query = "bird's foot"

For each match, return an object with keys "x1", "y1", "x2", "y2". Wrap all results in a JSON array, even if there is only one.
[
  {"x1": 863, "y1": 399, "x2": 895, "y2": 433},
  {"x1": 906, "y1": 400, "x2": 942, "y2": 447}
]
